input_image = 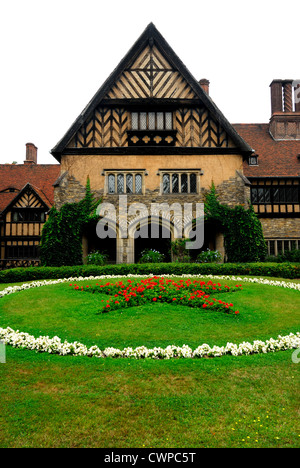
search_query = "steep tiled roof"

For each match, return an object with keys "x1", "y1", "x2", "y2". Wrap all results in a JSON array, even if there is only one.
[
  {"x1": 0, "y1": 164, "x2": 60, "y2": 213},
  {"x1": 234, "y1": 123, "x2": 300, "y2": 177}
]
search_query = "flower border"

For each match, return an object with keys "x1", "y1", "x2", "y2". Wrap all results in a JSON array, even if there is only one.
[{"x1": 0, "y1": 274, "x2": 299, "y2": 360}]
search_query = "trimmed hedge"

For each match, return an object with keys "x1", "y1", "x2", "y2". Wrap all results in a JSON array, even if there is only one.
[{"x1": 0, "y1": 262, "x2": 299, "y2": 284}]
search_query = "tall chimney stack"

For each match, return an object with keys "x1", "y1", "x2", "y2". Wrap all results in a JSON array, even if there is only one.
[
  {"x1": 269, "y1": 79, "x2": 300, "y2": 140},
  {"x1": 270, "y1": 80, "x2": 283, "y2": 114},
  {"x1": 283, "y1": 80, "x2": 293, "y2": 112},
  {"x1": 295, "y1": 82, "x2": 300, "y2": 113},
  {"x1": 24, "y1": 143, "x2": 37, "y2": 164},
  {"x1": 199, "y1": 78, "x2": 210, "y2": 95}
]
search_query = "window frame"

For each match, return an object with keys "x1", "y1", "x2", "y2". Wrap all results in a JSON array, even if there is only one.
[
  {"x1": 131, "y1": 111, "x2": 173, "y2": 131},
  {"x1": 103, "y1": 170, "x2": 146, "y2": 195},
  {"x1": 11, "y1": 208, "x2": 46, "y2": 223},
  {"x1": 158, "y1": 170, "x2": 201, "y2": 195}
]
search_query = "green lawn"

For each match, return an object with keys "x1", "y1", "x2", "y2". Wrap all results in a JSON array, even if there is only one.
[{"x1": 0, "y1": 275, "x2": 299, "y2": 448}]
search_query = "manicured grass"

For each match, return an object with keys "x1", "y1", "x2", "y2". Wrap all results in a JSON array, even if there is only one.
[
  {"x1": 0, "y1": 275, "x2": 299, "y2": 448},
  {"x1": 0, "y1": 277, "x2": 299, "y2": 349},
  {"x1": 0, "y1": 347, "x2": 299, "y2": 448}
]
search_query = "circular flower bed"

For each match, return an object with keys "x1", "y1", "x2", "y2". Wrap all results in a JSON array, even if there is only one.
[{"x1": 0, "y1": 274, "x2": 299, "y2": 360}]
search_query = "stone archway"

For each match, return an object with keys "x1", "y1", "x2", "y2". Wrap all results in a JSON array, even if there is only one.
[
  {"x1": 82, "y1": 219, "x2": 118, "y2": 264},
  {"x1": 127, "y1": 216, "x2": 181, "y2": 263},
  {"x1": 185, "y1": 220, "x2": 225, "y2": 262}
]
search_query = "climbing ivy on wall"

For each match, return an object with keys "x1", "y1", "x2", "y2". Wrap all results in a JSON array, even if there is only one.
[
  {"x1": 40, "y1": 179, "x2": 100, "y2": 266},
  {"x1": 204, "y1": 184, "x2": 267, "y2": 262}
]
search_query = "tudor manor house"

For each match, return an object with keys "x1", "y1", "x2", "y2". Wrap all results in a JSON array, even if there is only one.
[{"x1": 0, "y1": 24, "x2": 299, "y2": 268}]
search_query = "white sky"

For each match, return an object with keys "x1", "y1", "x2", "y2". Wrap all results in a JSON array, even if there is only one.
[{"x1": 0, "y1": 0, "x2": 298, "y2": 165}]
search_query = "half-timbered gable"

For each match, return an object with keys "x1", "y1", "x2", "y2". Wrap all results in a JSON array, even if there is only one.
[
  {"x1": 0, "y1": 144, "x2": 60, "y2": 269},
  {"x1": 52, "y1": 23, "x2": 250, "y2": 157}
]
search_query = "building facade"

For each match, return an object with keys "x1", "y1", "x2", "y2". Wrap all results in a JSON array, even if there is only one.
[
  {"x1": 2, "y1": 24, "x2": 299, "y2": 268},
  {"x1": 0, "y1": 144, "x2": 60, "y2": 269},
  {"x1": 51, "y1": 23, "x2": 255, "y2": 264},
  {"x1": 237, "y1": 79, "x2": 300, "y2": 257}
]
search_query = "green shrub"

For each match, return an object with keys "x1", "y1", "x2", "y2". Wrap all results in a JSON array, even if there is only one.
[
  {"x1": 277, "y1": 249, "x2": 300, "y2": 263},
  {"x1": 0, "y1": 262, "x2": 299, "y2": 284},
  {"x1": 86, "y1": 251, "x2": 108, "y2": 266},
  {"x1": 170, "y1": 239, "x2": 191, "y2": 263},
  {"x1": 40, "y1": 178, "x2": 100, "y2": 267},
  {"x1": 139, "y1": 249, "x2": 165, "y2": 263},
  {"x1": 204, "y1": 185, "x2": 267, "y2": 262},
  {"x1": 196, "y1": 249, "x2": 222, "y2": 263}
]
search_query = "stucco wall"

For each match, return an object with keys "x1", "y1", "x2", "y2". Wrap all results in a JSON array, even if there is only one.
[{"x1": 58, "y1": 152, "x2": 245, "y2": 196}]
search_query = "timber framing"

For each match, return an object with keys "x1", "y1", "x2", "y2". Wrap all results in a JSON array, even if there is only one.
[{"x1": 51, "y1": 23, "x2": 253, "y2": 160}]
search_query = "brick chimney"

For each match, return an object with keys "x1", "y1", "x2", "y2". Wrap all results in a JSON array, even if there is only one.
[
  {"x1": 24, "y1": 143, "x2": 37, "y2": 164},
  {"x1": 199, "y1": 78, "x2": 210, "y2": 95},
  {"x1": 269, "y1": 79, "x2": 300, "y2": 140}
]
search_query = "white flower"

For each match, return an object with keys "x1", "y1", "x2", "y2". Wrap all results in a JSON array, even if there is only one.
[{"x1": 1, "y1": 274, "x2": 299, "y2": 359}]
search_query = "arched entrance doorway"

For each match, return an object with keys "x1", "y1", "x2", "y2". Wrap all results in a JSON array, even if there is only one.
[
  {"x1": 83, "y1": 220, "x2": 117, "y2": 264},
  {"x1": 187, "y1": 220, "x2": 225, "y2": 262},
  {"x1": 128, "y1": 216, "x2": 179, "y2": 263},
  {"x1": 134, "y1": 223, "x2": 171, "y2": 263}
]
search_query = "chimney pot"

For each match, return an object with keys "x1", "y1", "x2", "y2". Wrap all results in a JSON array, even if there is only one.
[
  {"x1": 199, "y1": 78, "x2": 210, "y2": 95},
  {"x1": 25, "y1": 143, "x2": 37, "y2": 164}
]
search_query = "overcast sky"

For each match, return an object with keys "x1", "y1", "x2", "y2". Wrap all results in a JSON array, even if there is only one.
[{"x1": 0, "y1": 0, "x2": 298, "y2": 165}]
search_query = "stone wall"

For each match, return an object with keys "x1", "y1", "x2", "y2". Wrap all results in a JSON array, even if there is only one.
[
  {"x1": 54, "y1": 169, "x2": 250, "y2": 263},
  {"x1": 260, "y1": 217, "x2": 300, "y2": 239}
]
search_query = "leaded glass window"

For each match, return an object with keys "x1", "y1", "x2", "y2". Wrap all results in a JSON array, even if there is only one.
[
  {"x1": 135, "y1": 174, "x2": 142, "y2": 194},
  {"x1": 117, "y1": 174, "x2": 124, "y2": 194},
  {"x1": 126, "y1": 174, "x2": 133, "y2": 194},
  {"x1": 181, "y1": 174, "x2": 188, "y2": 193},
  {"x1": 108, "y1": 174, "x2": 115, "y2": 194},
  {"x1": 163, "y1": 174, "x2": 170, "y2": 193},
  {"x1": 172, "y1": 174, "x2": 179, "y2": 193},
  {"x1": 190, "y1": 173, "x2": 197, "y2": 193}
]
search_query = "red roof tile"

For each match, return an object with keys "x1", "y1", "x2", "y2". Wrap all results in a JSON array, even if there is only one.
[
  {"x1": 0, "y1": 164, "x2": 60, "y2": 213},
  {"x1": 233, "y1": 123, "x2": 300, "y2": 178}
]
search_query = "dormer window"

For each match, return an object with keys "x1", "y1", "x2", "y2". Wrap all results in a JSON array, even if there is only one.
[{"x1": 249, "y1": 155, "x2": 258, "y2": 166}]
